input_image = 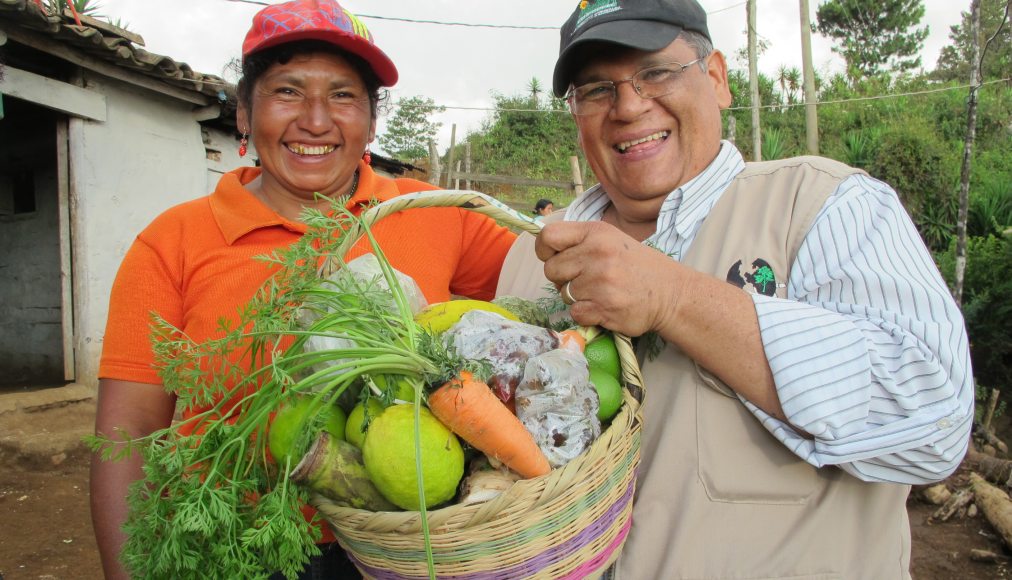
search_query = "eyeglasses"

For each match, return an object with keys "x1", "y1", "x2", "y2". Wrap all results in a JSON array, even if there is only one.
[{"x1": 565, "y1": 58, "x2": 706, "y2": 116}]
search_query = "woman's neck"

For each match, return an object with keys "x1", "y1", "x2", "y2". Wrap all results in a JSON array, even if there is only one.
[{"x1": 248, "y1": 171, "x2": 359, "y2": 222}]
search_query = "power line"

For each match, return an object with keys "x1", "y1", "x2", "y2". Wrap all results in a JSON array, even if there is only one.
[
  {"x1": 726, "y1": 77, "x2": 1011, "y2": 112},
  {"x1": 222, "y1": 0, "x2": 752, "y2": 29},
  {"x1": 389, "y1": 77, "x2": 1012, "y2": 114}
]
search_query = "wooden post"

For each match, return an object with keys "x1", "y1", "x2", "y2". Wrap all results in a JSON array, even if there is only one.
[
  {"x1": 954, "y1": 0, "x2": 981, "y2": 306},
  {"x1": 799, "y1": 0, "x2": 819, "y2": 155},
  {"x1": 454, "y1": 161, "x2": 462, "y2": 189},
  {"x1": 747, "y1": 0, "x2": 761, "y2": 161},
  {"x1": 464, "y1": 142, "x2": 472, "y2": 190},
  {"x1": 569, "y1": 156, "x2": 583, "y2": 197},
  {"x1": 727, "y1": 115, "x2": 737, "y2": 144},
  {"x1": 428, "y1": 141, "x2": 441, "y2": 186},
  {"x1": 56, "y1": 117, "x2": 75, "y2": 380},
  {"x1": 984, "y1": 387, "x2": 1001, "y2": 433},
  {"x1": 445, "y1": 123, "x2": 457, "y2": 189}
]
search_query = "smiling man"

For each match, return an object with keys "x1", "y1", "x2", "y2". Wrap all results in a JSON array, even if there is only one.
[{"x1": 496, "y1": 0, "x2": 973, "y2": 577}]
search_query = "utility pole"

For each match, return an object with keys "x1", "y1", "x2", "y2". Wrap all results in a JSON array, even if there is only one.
[
  {"x1": 747, "y1": 0, "x2": 761, "y2": 161},
  {"x1": 799, "y1": 0, "x2": 819, "y2": 155},
  {"x1": 954, "y1": 0, "x2": 983, "y2": 305}
]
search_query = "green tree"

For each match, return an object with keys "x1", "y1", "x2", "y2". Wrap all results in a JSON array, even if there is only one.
[
  {"x1": 377, "y1": 96, "x2": 444, "y2": 161},
  {"x1": 936, "y1": 234, "x2": 1012, "y2": 393},
  {"x1": 815, "y1": 0, "x2": 930, "y2": 78},
  {"x1": 933, "y1": 0, "x2": 1012, "y2": 82}
]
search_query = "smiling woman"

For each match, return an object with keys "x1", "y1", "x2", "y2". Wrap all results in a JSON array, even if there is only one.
[{"x1": 89, "y1": 2, "x2": 517, "y2": 579}]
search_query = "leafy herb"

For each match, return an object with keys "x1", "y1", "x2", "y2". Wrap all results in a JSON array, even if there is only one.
[{"x1": 88, "y1": 202, "x2": 458, "y2": 579}]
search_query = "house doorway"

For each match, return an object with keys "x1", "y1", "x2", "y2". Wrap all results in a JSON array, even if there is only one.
[{"x1": 0, "y1": 96, "x2": 74, "y2": 389}]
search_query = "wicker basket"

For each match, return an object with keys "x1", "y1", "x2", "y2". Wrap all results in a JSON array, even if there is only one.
[{"x1": 314, "y1": 190, "x2": 645, "y2": 579}]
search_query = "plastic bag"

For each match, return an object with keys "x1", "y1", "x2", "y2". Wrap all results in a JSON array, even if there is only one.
[
  {"x1": 515, "y1": 348, "x2": 601, "y2": 468},
  {"x1": 442, "y1": 310, "x2": 559, "y2": 406},
  {"x1": 302, "y1": 255, "x2": 427, "y2": 392}
]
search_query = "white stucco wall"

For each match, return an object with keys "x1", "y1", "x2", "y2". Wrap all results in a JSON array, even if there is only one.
[{"x1": 69, "y1": 73, "x2": 254, "y2": 388}]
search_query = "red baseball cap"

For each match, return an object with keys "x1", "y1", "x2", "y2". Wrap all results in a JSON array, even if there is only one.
[{"x1": 242, "y1": 0, "x2": 398, "y2": 87}]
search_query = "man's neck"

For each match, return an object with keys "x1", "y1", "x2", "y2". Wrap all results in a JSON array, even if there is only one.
[{"x1": 602, "y1": 203, "x2": 657, "y2": 242}]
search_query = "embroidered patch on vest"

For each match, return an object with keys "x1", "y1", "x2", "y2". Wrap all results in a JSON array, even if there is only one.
[{"x1": 726, "y1": 258, "x2": 777, "y2": 296}]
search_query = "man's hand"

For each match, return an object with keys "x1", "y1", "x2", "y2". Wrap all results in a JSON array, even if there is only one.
[
  {"x1": 535, "y1": 220, "x2": 688, "y2": 338},
  {"x1": 535, "y1": 220, "x2": 789, "y2": 422}
]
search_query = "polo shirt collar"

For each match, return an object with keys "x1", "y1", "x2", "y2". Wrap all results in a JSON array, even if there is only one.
[{"x1": 210, "y1": 161, "x2": 400, "y2": 245}]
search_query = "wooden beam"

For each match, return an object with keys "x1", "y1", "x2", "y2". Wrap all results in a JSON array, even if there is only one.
[
  {"x1": 192, "y1": 103, "x2": 222, "y2": 122},
  {"x1": 56, "y1": 118, "x2": 76, "y2": 380},
  {"x1": 0, "y1": 65, "x2": 107, "y2": 121},
  {"x1": 0, "y1": 25, "x2": 212, "y2": 106}
]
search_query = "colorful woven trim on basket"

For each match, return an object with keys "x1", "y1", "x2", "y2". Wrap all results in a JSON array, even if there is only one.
[
  {"x1": 349, "y1": 482, "x2": 633, "y2": 579},
  {"x1": 346, "y1": 450, "x2": 637, "y2": 579}
]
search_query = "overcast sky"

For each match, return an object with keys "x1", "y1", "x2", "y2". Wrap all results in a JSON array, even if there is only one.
[{"x1": 98, "y1": 0, "x2": 968, "y2": 155}]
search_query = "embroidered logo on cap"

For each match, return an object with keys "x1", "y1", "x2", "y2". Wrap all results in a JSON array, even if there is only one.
[{"x1": 575, "y1": 0, "x2": 622, "y2": 30}]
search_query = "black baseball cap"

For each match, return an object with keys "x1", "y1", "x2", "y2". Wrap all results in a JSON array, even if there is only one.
[{"x1": 553, "y1": 0, "x2": 710, "y2": 97}]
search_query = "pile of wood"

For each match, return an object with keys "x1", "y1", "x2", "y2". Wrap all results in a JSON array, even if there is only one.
[{"x1": 919, "y1": 387, "x2": 1011, "y2": 564}]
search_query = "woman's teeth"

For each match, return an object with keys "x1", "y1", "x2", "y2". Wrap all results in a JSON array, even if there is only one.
[
  {"x1": 616, "y1": 131, "x2": 669, "y2": 153},
  {"x1": 287, "y1": 144, "x2": 336, "y2": 156}
]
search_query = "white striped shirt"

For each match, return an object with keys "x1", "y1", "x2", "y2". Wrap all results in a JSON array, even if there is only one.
[{"x1": 565, "y1": 141, "x2": 973, "y2": 484}]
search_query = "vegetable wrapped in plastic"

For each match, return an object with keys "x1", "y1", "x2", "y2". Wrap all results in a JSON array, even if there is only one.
[
  {"x1": 515, "y1": 348, "x2": 601, "y2": 468},
  {"x1": 302, "y1": 254, "x2": 427, "y2": 389},
  {"x1": 442, "y1": 310, "x2": 559, "y2": 406}
]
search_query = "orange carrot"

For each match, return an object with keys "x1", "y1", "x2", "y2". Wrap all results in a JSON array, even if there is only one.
[
  {"x1": 427, "y1": 371, "x2": 551, "y2": 479},
  {"x1": 557, "y1": 329, "x2": 586, "y2": 353}
]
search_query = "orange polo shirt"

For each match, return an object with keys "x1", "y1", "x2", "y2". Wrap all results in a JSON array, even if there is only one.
[{"x1": 99, "y1": 162, "x2": 516, "y2": 540}]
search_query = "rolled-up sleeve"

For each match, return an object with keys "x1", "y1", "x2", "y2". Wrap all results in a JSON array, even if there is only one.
[{"x1": 744, "y1": 173, "x2": 973, "y2": 484}]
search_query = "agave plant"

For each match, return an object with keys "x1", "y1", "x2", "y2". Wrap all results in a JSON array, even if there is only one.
[
  {"x1": 915, "y1": 199, "x2": 956, "y2": 253},
  {"x1": 968, "y1": 180, "x2": 1012, "y2": 238},
  {"x1": 761, "y1": 128, "x2": 788, "y2": 161},
  {"x1": 47, "y1": 0, "x2": 104, "y2": 18}
]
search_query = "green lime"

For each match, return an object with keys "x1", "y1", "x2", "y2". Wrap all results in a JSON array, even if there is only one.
[
  {"x1": 269, "y1": 397, "x2": 347, "y2": 467},
  {"x1": 374, "y1": 374, "x2": 417, "y2": 403},
  {"x1": 585, "y1": 334, "x2": 621, "y2": 379},
  {"x1": 589, "y1": 368, "x2": 624, "y2": 422},
  {"x1": 345, "y1": 399, "x2": 385, "y2": 449},
  {"x1": 362, "y1": 404, "x2": 464, "y2": 510}
]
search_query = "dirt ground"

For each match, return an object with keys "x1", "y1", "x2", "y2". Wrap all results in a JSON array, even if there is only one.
[{"x1": 1, "y1": 396, "x2": 1010, "y2": 580}]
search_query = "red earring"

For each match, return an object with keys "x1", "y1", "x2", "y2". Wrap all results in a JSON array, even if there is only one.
[
  {"x1": 239, "y1": 134, "x2": 248, "y2": 157},
  {"x1": 362, "y1": 148, "x2": 371, "y2": 165}
]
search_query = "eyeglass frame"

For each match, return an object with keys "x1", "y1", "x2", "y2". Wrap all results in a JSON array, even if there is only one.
[{"x1": 564, "y1": 56, "x2": 707, "y2": 116}]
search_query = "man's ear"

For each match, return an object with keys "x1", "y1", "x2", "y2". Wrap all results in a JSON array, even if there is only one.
[
  {"x1": 368, "y1": 117, "x2": 377, "y2": 143},
  {"x1": 707, "y1": 50, "x2": 733, "y2": 110}
]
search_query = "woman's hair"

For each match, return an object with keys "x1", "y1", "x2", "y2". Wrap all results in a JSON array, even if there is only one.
[
  {"x1": 534, "y1": 199, "x2": 554, "y2": 214},
  {"x1": 236, "y1": 40, "x2": 388, "y2": 119}
]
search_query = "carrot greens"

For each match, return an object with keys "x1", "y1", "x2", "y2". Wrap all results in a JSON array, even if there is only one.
[{"x1": 87, "y1": 202, "x2": 480, "y2": 579}]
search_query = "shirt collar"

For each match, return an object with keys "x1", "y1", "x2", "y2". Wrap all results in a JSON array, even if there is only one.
[
  {"x1": 656, "y1": 141, "x2": 745, "y2": 242},
  {"x1": 210, "y1": 161, "x2": 400, "y2": 245}
]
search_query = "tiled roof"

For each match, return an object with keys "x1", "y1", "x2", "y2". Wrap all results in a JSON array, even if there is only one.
[{"x1": 0, "y1": 0, "x2": 231, "y2": 103}]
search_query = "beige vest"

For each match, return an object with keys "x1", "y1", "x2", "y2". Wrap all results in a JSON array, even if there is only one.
[{"x1": 497, "y1": 157, "x2": 912, "y2": 579}]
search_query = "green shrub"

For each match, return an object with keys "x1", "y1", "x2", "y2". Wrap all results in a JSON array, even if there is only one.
[{"x1": 936, "y1": 235, "x2": 1012, "y2": 393}]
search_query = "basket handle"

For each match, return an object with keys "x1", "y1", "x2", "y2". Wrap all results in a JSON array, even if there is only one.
[{"x1": 331, "y1": 189, "x2": 646, "y2": 399}]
